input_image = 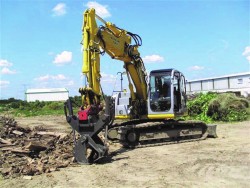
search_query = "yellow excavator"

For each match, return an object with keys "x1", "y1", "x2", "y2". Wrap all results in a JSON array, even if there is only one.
[{"x1": 64, "y1": 8, "x2": 217, "y2": 164}]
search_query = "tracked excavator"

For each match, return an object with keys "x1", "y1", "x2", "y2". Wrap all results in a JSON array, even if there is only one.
[{"x1": 64, "y1": 8, "x2": 217, "y2": 164}]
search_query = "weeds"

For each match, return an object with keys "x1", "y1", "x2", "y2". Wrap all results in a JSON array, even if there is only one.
[
  {"x1": 187, "y1": 93, "x2": 249, "y2": 122},
  {"x1": 0, "y1": 97, "x2": 82, "y2": 117}
]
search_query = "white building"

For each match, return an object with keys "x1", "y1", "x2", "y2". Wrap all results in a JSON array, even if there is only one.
[
  {"x1": 26, "y1": 88, "x2": 69, "y2": 102},
  {"x1": 186, "y1": 72, "x2": 250, "y2": 97}
]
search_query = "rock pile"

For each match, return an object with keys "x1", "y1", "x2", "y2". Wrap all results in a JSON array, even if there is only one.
[{"x1": 0, "y1": 116, "x2": 74, "y2": 178}]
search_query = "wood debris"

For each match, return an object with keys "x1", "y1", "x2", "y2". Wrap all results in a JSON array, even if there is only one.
[
  {"x1": 0, "y1": 115, "x2": 74, "y2": 178},
  {"x1": 0, "y1": 138, "x2": 12, "y2": 145}
]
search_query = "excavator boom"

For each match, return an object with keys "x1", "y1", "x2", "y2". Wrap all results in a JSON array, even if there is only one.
[{"x1": 82, "y1": 8, "x2": 148, "y2": 110}]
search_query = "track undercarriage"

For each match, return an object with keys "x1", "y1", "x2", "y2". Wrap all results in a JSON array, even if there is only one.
[{"x1": 108, "y1": 120, "x2": 216, "y2": 148}]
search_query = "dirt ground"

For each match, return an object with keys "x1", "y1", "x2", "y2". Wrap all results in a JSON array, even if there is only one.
[{"x1": 1, "y1": 115, "x2": 250, "y2": 188}]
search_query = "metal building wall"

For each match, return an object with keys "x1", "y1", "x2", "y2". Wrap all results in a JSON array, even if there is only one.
[
  {"x1": 201, "y1": 80, "x2": 213, "y2": 91},
  {"x1": 26, "y1": 90, "x2": 69, "y2": 102},
  {"x1": 214, "y1": 78, "x2": 228, "y2": 90},
  {"x1": 186, "y1": 72, "x2": 250, "y2": 96},
  {"x1": 229, "y1": 75, "x2": 249, "y2": 89}
]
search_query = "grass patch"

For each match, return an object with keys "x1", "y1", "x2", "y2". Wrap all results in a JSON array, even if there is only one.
[
  {"x1": 0, "y1": 97, "x2": 82, "y2": 117},
  {"x1": 187, "y1": 93, "x2": 249, "y2": 123},
  {"x1": 246, "y1": 107, "x2": 250, "y2": 120}
]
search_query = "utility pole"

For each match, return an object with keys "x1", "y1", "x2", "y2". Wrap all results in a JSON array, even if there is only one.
[{"x1": 117, "y1": 72, "x2": 123, "y2": 91}]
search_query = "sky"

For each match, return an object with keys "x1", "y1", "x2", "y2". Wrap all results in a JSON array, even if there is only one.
[{"x1": 0, "y1": 0, "x2": 249, "y2": 99}]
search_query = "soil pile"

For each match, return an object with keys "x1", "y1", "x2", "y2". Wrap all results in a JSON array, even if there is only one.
[
  {"x1": 0, "y1": 116, "x2": 74, "y2": 178},
  {"x1": 207, "y1": 93, "x2": 249, "y2": 121}
]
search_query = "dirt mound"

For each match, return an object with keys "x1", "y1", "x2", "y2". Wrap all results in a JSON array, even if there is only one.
[
  {"x1": 0, "y1": 116, "x2": 74, "y2": 178},
  {"x1": 207, "y1": 93, "x2": 249, "y2": 121}
]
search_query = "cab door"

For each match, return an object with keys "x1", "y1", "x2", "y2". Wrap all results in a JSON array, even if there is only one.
[
  {"x1": 179, "y1": 73, "x2": 187, "y2": 114},
  {"x1": 173, "y1": 71, "x2": 187, "y2": 115}
]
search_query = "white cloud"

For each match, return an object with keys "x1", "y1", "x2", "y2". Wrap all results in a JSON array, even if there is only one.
[
  {"x1": 52, "y1": 74, "x2": 66, "y2": 80},
  {"x1": 101, "y1": 72, "x2": 115, "y2": 78},
  {"x1": 245, "y1": 56, "x2": 250, "y2": 63},
  {"x1": 0, "y1": 59, "x2": 13, "y2": 67},
  {"x1": 85, "y1": 1, "x2": 111, "y2": 18},
  {"x1": 53, "y1": 51, "x2": 72, "y2": 65},
  {"x1": 189, "y1": 65, "x2": 205, "y2": 71},
  {"x1": 0, "y1": 80, "x2": 10, "y2": 88},
  {"x1": 101, "y1": 72, "x2": 116, "y2": 83},
  {"x1": 247, "y1": 56, "x2": 250, "y2": 62},
  {"x1": 34, "y1": 74, "x2": 74, "y2": 89},
  {"x1": 35, "y1": 74, "x2": 67, "y2": 81},
  {"x1": 242, "y1": 46, "x2": 250, "y2": 56},
  {"x1": 142, "y1": 55, "x2": 164, "y2": 63},
  {"x1": 1, "y1": 67, "x2": 16, "y2": 75},
  {"x1": 35, "y1": 75, "x2": 50, "y2": 81},
  {"x1": 242, "y1": 46, "x2": 250, "y2": 63},
  {"x1": 52, "y1": 3, "x2": 66, "y2": 16}
]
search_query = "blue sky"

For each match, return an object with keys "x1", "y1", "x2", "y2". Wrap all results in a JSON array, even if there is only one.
[{"x1": 0, "y1": 0, "x2": 249, "y2": 99}]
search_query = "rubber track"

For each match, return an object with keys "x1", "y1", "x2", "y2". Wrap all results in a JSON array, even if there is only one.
[
  {"x1": 117, "y1": 120, "x2": 208, "y2": 149},
  {"x1": 133, "y1": 132, "x2": 208, "y2": 149}
]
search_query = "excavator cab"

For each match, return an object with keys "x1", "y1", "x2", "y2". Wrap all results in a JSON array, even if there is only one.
[
  {"x1": 148, "y1": 69, "x2": 187, "y2": 119},
  {"x1": 114, "y1": 69, "x2": 187, "y2": 120}
]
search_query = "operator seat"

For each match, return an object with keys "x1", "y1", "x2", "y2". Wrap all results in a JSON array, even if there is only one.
[{"x1": 162, "y1": 80, "x2": 171, "y2": 97}]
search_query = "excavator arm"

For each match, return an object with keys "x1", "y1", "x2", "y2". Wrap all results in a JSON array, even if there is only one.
[{"x1": 81, "y1": 8, "x2": 148, "y2": 116}]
